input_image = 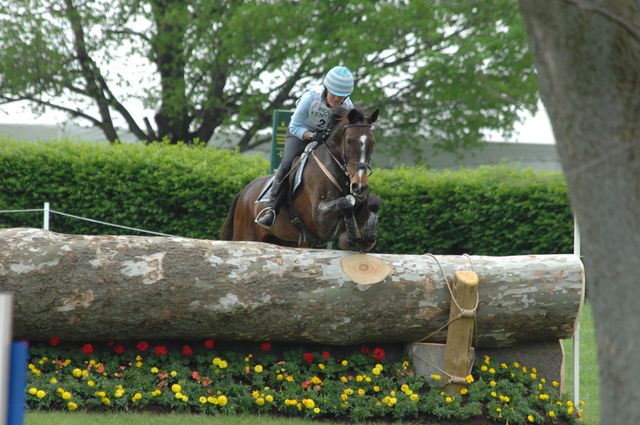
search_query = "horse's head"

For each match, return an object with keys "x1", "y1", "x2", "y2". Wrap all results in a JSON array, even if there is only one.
[{"x1": 330, "y1": 107, "x2": 379, "y2": 202}]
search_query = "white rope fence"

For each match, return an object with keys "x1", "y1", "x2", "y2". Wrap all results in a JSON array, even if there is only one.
[{"x1": 0, "y1": 202, "x2": 179, "y2": 237}]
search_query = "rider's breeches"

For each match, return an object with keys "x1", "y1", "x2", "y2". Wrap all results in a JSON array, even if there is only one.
[{"x1": 272, "y1": 131, "x2": 306, "y2": 196}]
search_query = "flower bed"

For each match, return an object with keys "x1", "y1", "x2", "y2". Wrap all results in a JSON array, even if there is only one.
[{"x1": 25, "y1": 338, "x2": 583, "y2": 424}]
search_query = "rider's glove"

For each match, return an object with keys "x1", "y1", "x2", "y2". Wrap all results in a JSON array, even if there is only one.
[{"x1": 310, "y1": 132, "x2": 319, "y2": 142}]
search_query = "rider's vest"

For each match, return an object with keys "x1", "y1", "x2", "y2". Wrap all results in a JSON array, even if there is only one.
[{"x1": 288, "y1": 85, "x2": 354, "y2": 140}]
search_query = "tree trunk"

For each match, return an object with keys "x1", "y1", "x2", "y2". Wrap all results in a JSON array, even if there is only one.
[
  {"x1": 0, "y1": 228, "x2": 583, "y2": 346},
  {"x1": 518, "y1": 1, "x2": 640, "y2": 423}
]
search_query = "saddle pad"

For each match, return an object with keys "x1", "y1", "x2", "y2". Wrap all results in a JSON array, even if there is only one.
[{"x1": 255, "y1": 143, "x2": 316, "y2": 204}]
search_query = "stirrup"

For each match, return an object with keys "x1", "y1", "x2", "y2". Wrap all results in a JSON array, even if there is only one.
[{"x1": 255, "y1": 207, "x2": 276, "y2": 230}]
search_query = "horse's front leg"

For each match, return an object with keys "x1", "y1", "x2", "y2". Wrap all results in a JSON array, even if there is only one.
[{"x1": 318, "y1": 196, "x2": 360, "y2": 249}]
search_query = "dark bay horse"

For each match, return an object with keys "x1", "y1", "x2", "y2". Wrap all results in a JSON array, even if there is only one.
[{"x1": 220, "y1": 106, "x2": 380, "y2": 251}]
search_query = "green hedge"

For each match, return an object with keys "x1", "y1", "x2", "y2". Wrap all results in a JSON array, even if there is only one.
[
  {"x1": 0, "y1": 139, "x2": 572, "y2": 255},
  {"x1": 0, "y1": 139, "x2": 268, "y2": 239},
  {"x1": 370, "y1": 166, "x2": 573, "y2": 255}
]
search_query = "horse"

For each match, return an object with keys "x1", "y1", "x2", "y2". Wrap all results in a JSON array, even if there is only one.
[{"x1": 219, "y1": 106, "x2": 381, "y2": 252}]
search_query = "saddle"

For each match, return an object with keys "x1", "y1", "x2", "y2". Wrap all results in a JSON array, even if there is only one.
[{"x1": 256, "y1": 141, "x2": 318, "y2": 204}]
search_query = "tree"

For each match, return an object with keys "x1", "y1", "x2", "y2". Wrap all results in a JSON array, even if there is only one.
[
  {"x1": 519, "y1": 1, "x2": 640, "y2": 423},
  {"x1": 1, "y1": 0, "x2": 537, "y2": 153}
]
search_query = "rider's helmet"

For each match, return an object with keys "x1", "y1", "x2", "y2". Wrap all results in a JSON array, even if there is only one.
[{"x1": 323, "y1": 66, "x2": 354, "y2": 97}]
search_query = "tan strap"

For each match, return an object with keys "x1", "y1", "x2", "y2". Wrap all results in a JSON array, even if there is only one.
[{"x1": 311, "y1": 151, "x2": 345, "y2": 194}]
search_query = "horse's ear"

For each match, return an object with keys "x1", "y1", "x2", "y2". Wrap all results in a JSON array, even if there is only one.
[
  {"x1": 331, "y1": 106, "x2": 348, "y2": 123},
  {"x1": 368, "y1": 109, "x2": 379, "y2": 124},
  {"x1": 347, "y1": 108, "x2": 362, "y2": 124}
]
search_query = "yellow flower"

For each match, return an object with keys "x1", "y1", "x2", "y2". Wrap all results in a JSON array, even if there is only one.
[
  {"x1": 254, "y1": 365, "x2": 263, "y2": 373},
  {"x1": 552, "y1": 380, "x2": 560, "y2": 387},
  {"x1": 313, "y1": 407, "x2": 320, "y2": 414},
  {"x1": 496, "y1": 407, "x2": 502, "y2": 413},
  {"x1": 101, "y1": 397, "x2": 111, "y2": 406},
  {"x1": 251, "y1": 390, "x2": 260, "y2": 399},
  {"x1": 372, "y1": 367, "x2": 382, "y2": 376},
  {"x1": 341, "y1": 360, "x2": 348, "y2": 366},
  {"x1": 567, "y1": 406, "x2": 575, "y2": 414},
  {"x1": 340, "y1": 393, "x2": 348, "y2": 401},
  {"x1": 489, "y1": 381, "x2": 496, "y2": 387},
  {"x1": 49, "y1": 377, "x2": 58, "y2": 384},
  {"x1": 114, "y1": 389, "x2": 124, "y2": 398},
  {"x1": 465, "y1": 375, "x2": 474, "y2": 384},
  {"x1": 217, "y1": 395, "x2": 228, "y2": 406},
  {"x1": 36, "y1": 390, "x2": 46, "y2": 399},
  {"x1": 218, "y1": 360, "x2": 228, "y2": 369},
  {"x1": 500, "y1": 395, "x2": 510, "y2": 403},
  {"x1": 81, "y1": 370, "x2": 89, "y2": 377},
  {"x1": 445, "y1": 396, "x2": 453, "y2": 403},
  {"x1": 410, "y1": 393, "x2": 419, "y2": 402},
  {"x1": 72, "y1": 368, "x2": 82, "y2": 378},
  {"x1": 357, "y1": 389, "x2": 365, "y2": 395},
  {"x1": 481, "y1": 365, "x2": 488, "y2": 372},
  {"x1": 431, "y1": 374, "x2": 442, "y2": 381},
  {"x1": 311, "y1": 376, "x2": 322, "y2": 384},
  {"x1": 531, "y1": 373, "x2": 537, "y2": 380},
  {"x1": 567, "y1": 400, "x2": 574, "y2": 407},
  {"x1": 539, "y1": 394, "x2": 549, "y2": 401},
  {"x1": 67, "y1": 401, "x2": 78, "y2": 411},
  {"x1": 460, "y1": 387, "x2": 468, "y2": 395},
  {"x1": 501, "y1": 363, "x2": 508, "y2": 369},
  {"x1": 303, "y1": 398, "x2": 315, "y2": 409},
  {"x1": 513, "y1": 361, "x2": 520, "y2": 368},
  {"x1": 373, "y1": 385, "x2": 380, "y2": 392},
  {"x1": 549, "y1": 411, "x2": 555, "y2": 417},
  {"x1": 265, "y1": 394, "x2": 274, "y2": 403},
  {"x1": 132, "y1": 393, "x2": 142, "y2": 402},
  {"x1": 318, "y1": 363, "x2": 325, "y2": 370},
  {"x1": 199, "y1": 396, "x2": 207, "y2": 404},
  {"x1": 151, "y1": 389, "x2": 162, "y2": 397},
  {"x1": 276, "y1": 374, "x2": 283, "y2": 380},
  {"x1": 87, "y1": 380, "x2": 95, "y2": 387},
  {"x1": 528, "y1": 414, "x2": 535, "y2": 422},
  {"x1": 28, "y1": 388, "x2": 37, "y2": 395},
  {"x1": 489, "y1": 368, "x2": 495, "y2": 374},
  {"x1": 484, "y1": 355, "x2": 490, "y2": 364},
  {"x1": 135, "y1": 362, "x2": 142, "y2": 367},
  {"x1": 170, "y1": 370, "x2": 177, "y2": 377},
  {"x1": 491, "y1": 391, "x2": 497, "y2": 398},
  {"x1": 62, "y1": 392, "x2": 72, "y2": 400},
  {"x1": 171, "y1": 384, "x2": 181, "y2": 393},
  {"x1": 150, "y1": 367, "x2": 159, "y2": 374},
  {"x1": 286, "y1": 375, "x2": 294, "y2": 382}
]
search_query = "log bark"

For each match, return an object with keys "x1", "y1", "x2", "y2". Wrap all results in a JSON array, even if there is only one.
[{"x1": 0, "y1": 228, "x2": 584, "y2": 347}]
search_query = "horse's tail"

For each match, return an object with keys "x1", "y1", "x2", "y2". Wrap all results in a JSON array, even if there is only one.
[{"x1": 219, "y1": 192, "x2": 241, "y2": 240}]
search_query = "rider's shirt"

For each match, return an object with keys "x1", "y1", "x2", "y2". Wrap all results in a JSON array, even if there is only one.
[{"x1": 288, "y1": 85, "x2": 354, "y2": 140}]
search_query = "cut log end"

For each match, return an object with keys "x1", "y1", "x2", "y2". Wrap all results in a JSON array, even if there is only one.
[{"x1": 340, "y1": 254, "x2": 394, "y2": 285}]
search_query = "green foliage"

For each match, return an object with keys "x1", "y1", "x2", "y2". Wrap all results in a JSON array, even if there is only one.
[
  {"x1": 0, "y1": 139, "x2": 571, "y2": 255},
  {"x1": 24, "y1": 340, "x2": 582, "y2": 424},
  {"x1": 0, "y1": 139, "x2": 268, "y2": 238},
  {"x1": 0, "y1": 1, "x2": 537, "y2": 152},
  {"x1": 370, "y1": 165, "x2": 573, "y2": 255}
]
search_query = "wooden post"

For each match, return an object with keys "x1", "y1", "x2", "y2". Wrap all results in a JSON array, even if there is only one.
[{"x1": 443, "y1": 271, "x2": 479, "y2": 395}]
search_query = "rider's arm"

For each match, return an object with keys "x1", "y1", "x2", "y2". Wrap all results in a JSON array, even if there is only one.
[{"x1": 288, "y1": 91, "x2": 314, "y2": 140}]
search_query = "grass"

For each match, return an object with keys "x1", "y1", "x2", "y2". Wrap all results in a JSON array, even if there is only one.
[{"x1": 24, "y1": 302, "x2": 599, "y2": 425}]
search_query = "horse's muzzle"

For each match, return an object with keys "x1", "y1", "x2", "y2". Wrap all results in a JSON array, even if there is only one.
[{"x1": 350, "y1": 182, "x2": 369, "y2": 200}]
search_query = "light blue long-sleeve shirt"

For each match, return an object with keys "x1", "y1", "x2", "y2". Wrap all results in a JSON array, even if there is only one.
[{"x1": 288, "y1": 85, "x2": 354, "y2": 139}]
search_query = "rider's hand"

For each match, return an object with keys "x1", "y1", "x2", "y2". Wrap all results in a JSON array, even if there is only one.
[{"x1": 310, "y1": 132, "x2": 319, "y2": 142}]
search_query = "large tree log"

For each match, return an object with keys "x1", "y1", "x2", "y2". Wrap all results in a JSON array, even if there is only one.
[{"x1": 0, "y1": 228, "x2": 584, "y2": 347}]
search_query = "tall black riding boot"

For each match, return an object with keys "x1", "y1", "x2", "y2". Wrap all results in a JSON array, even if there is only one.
[{"x1": 255, "y1": 167, "x2": 288, "y2": 229}]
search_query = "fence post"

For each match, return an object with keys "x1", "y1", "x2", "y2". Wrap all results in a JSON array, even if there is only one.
[
  {"x1": 0, "y1": 294, "x2": 14, "y2": 425},
  {"x1": 573, "y1": 216, "x2": 581, "y2": 406},
  {"x1": 43, "y1": 202, "x2": 50, "y2": 230}
]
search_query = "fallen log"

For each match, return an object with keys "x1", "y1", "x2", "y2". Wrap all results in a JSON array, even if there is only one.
[{"x1": 0, "y1": 228, "x2": 584, "y2": 347}]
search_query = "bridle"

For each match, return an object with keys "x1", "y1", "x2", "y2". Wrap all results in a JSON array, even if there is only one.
[{"x1": 311, "y1": 122, "x2": 373, "y2": 197}]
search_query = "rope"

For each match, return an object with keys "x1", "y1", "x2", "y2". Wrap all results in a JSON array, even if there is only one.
[
  {"x1": 411, "y1": 348, "x2": 474, "y2": 385},
  {"x1": 419, "y1": 254, "x2": 479, "y2": 345},
  {"x1": 0, "y1": 208, "x2": 45, "y2": 214}
]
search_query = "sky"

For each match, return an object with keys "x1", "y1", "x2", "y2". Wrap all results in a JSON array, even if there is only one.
[{"x1": 0, "y1": 98, "x2": 556, "y2": 145}]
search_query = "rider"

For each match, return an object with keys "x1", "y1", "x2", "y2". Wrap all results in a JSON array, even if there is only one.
[{"x1": 255, "y1": 65, "x2": 356, "y2": 229}]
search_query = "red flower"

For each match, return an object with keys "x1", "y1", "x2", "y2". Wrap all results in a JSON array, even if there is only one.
[
  {"x1": 182, "y1": 345, "x2": 193, "y2": 357},
  {"x1": 260, "y1": 342, "x2": 272, "y2": 352},
  {"x1": 136, "y1": 340, "x2": 149, "y2": 352},
  {"x1": 113, "y1": 344, "x2": 125, "y2": 355},
  {"x1": 191, "y1": 370, "x2": 201, "y2": 381},
  {"x1": 373, "y1": 347, "x2": 385, "y2": 361},
  {"x1": 81, "y1": 343, "x2": 93, "y2": 356},
  {"x1": 303, "y1": 352, "x2": 314, "y2": 364},
  {"x1": 359, "y1": 345, "x2": 370, "y2": 354},
  {"x1": 153, "y1": 345, "x2": 168, "y2": 356},
  {"x1": 204, "y1": 339, "x2": 215, "y2": 349},
  {"x1": 321, "y1": 351, "x2": 331, "y2": 359},
  {"x1": 49, "y1": 336, "x2": 61, "y2": 347}
]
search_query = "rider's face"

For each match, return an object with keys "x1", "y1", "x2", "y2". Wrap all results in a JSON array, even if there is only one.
[{"x1": 326, "y1": 92, "x2": 346, "y2": 108}]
